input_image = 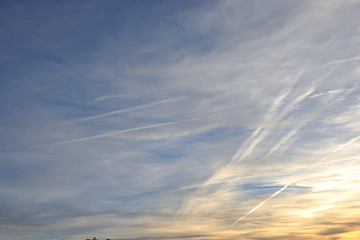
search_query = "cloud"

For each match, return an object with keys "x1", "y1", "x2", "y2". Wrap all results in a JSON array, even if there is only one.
[
  {"x1": 56, "y1": 96, "x2": 186, "y2": 125},
  {"x1": 318, "y1": 227, "x2": 349, "y2": 236},
  {"x1": 1, "y1": 1, "x2": 360, "y2": 240},
  {"x1": 111, "y1": 234, "x2": 210, "y2": 240},
  {"x1": 320, "y1": 56, "x2": 360, "y2": 69},
  {"x1": 39, "y1": 119, "x2": 195, "y2": 146},
  {"x1": 229, "y1": 134, "x2": 360, "y2": 225},
  {"x1": 229, "y1": 182, "x2": 292, "y2": 227}
]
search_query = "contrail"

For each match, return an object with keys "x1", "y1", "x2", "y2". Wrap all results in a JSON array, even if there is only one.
[
  {"x1": 276, "y1": 87, "x2": 314, "y2": 120},
  {"x1": 229, "y1": 135, "x2": 360, "y2": 227},
  {"x1": 320, "y1": 56, "x2": 360, "y2": 68},
  {"x1": 178, "y1": 88, "x2": 291, "y2": 215},
  {"x1": 94, "y1": 94, "x2": 125, "y2": 101},
  {"x1": 309, "y1": 86, "x2": 360, "y2": 98},
  {"x1": 229, "y1": 182, "x2": 292, "y2": 227},
  {"x1": 231, "y1": 86, "x2": 314, "y2": 165},
  {"x1": 177, "y1": 84, "x2": 312, "y2": 216},
  {"x1": 227, "y1": 88, "x2": 317, "y2": 226},
  {"x1": 40, "y1": 119, "x2": 194, "y2": 147},
  {"x1": 326, "y1": 155, "x2": 360, "y2": 163},
  {"x1": 262, "y1": 129, "x2": 298, "y2": 159},
  {"x1": 55, "y1": 96, "x2": 185, "y2": 125},
  {"x1": 230, "y1": 89, "x2": 292, "y2": 164},
  {"x1": 309, "y1": 135, "x2": 360, "y2": 169}
]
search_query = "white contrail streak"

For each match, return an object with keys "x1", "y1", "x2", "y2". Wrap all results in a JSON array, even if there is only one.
[
  {"x1": 277, "y1": 87, "x2": 314, "y2": 119},
  {"x1": 94, "y1": 94, "x2": 124, "y2": 101},
  {"x1": 310, "y1": 135, "x2": 360, "y2": 169},
  {"x1": 320, "y1": 56, "x2": 360, "y2": 68},
  {"x1": 326, "y1": 156, "x2": 360, "y2": 163},
  {"x1": 263, "y1": 130, "x2": 298, "y2": 159},
  {"x1": 230, "y1": 89, "x2": 292, "y2": 164},
  {"x1": 229, "y1": 135, "x2": 360, "y2": 227},
  {"x1": 229, "y1": 182, "x2": 292, "y2": 227},
  {"x1": 231, "y1": 86, "x2": 314, "y2": 165},
  {"x1": 40, "y1": 119, "x2": 194, "y2": 146},
  {"x1": 309, "y1": 86, "x2": 360, "y2": 98},
  {"x1": 56, "y1": 97, "x2": 185, "y2": 125}
]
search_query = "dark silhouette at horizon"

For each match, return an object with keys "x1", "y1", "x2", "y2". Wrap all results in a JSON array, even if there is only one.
[{"x1": 85, "y1": 238, "x2": 110, "y2": 240}]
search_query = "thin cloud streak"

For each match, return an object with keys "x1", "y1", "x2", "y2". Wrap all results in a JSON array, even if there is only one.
[
  {"x1": 309, "y1": 86, "x2": 360, "y2": 98},
  {"x1": 310, "y1": 135, "x2": 360, "y2": 169},
  {"x1": 2, "y1": 1, "x2": 360, "y2": 239},
  {"x1": 229, "y1": 87, "x2": 295, "y2": 163},
  {"x1": 231, "y1": 84, "x2": 314, "y2": 165},
  {"x1": 326, "y1": 155, "x2": 360, "y2": 163},
  {"x1": 263, "y1": 129, "x2": 298, "y2": 159},
  {"x1": 229, "y1": 182, "x2": 292, "y2": 227},
  {"x1": 94, "y1": 95, "x2": 126, "y2": 101},
  {"x1": 320, "y1": 56, "x2": 360, "y2": 69},
  {"x1": 55, "y1": 96, "x2": 186, "y2": 125},
  {"x1": 40, "y1": 119, "x2": 195, "y2": 146}
]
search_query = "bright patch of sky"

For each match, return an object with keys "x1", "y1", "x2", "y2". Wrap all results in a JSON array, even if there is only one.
[{"x1": 1, "y1": 1, "x2": 360, "y2": 240}]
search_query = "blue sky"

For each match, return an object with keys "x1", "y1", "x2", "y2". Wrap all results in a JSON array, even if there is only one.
[{"x1": 1, "y1": 1, "x2": 360, "y2": 240}]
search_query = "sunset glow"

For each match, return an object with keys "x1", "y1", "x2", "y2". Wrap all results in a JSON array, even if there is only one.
[{"x1": 1, "y1": 1, "x2": 360, "y2": 240}]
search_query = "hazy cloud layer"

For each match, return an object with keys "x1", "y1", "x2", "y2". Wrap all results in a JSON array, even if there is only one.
[{"x1": 1, "y1": 1, "x2": 360, "y2": 240}]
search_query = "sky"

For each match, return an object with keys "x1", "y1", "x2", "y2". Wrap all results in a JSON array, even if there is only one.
[{"x1": 1, "y1": 0, "x2": 360, "y2": 239}]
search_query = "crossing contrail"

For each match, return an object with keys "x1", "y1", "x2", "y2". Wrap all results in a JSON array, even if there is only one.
[{"x1": 178, "y1": 84, "x2": 314, "y2": 216}]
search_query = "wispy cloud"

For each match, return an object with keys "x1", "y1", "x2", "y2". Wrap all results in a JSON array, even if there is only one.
[
  {"x1": 55, "y1": 96, "x2": 186, "y2": 125},
  {"x1": 94, "y1": 94, "x2": 127, "y2": 101},
  {"x1": 229, "y1": 182, "x2": 292, "y2": 227},
  {"x1": 320, "y1": 56, "x2": 360, "y2": 69},
  {"x1": 229, "y1": 134, "x2": 360, "y2": 227},
  {"x1": 309, "y1": 86, "x2": 360, "y2": 98},
  {"x1": 1, "y1": 1, "x2": 360, "y2": 240},
  {"x1": 177, "y1": 82, "x2": 315, "y2": 216},
  {"x1": 262, "y1": 129, "x2": 298, "y2": 159},
  {"x1": 40, "y1": 119, "x2": 195, "y2": 146}
]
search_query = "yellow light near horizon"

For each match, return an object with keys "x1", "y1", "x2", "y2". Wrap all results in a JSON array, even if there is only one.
[{"x1": 338, "y1": 230, "x2": 360, "y2": 240}]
